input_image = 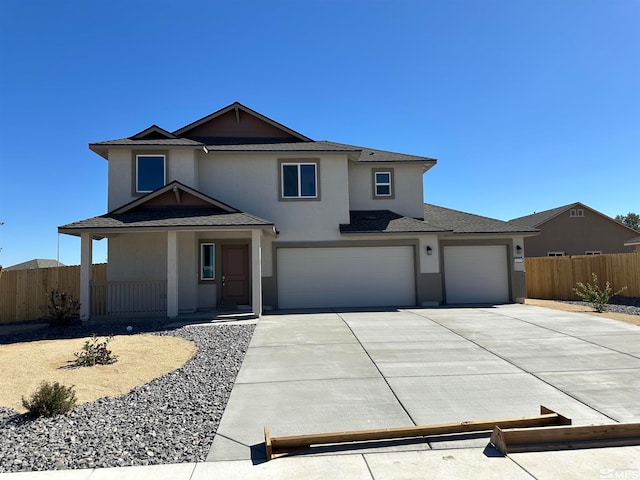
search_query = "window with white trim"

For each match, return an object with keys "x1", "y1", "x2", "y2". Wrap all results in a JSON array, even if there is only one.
[
  {"x1": 374, "y1": 171, "x2": 392, "y2": 197},
  {"x1": 585, "y1": 250, "x2": 602, "y2": 255},
  {"x1": 547, "y1": 251, "x2": 565, "y2": 257},
  {"x1": 281, "y1": 162, "x2": 317, "y2": 198},
  {"x1": 136, "y1": 154, "x2": 166, "y2": 193},
  {"x1": 200, "y1": 243, "x2": 215, "y2": 280},
  {"x1": 570, "y1": 208, "x2": 584, "y2": 217}
]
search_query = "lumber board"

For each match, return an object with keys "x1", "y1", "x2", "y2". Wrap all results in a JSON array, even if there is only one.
[
  {"x1": 265, "y1": 405, "x2": 571, "y2": 460},
  {"x1": 491, "y1": 422, "x2": 640, "y2": 454}
]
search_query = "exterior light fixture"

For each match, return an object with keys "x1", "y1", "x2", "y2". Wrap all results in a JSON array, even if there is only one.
[
  {"x1": 516, "y1": 245, "x2": 522, "y2": 254},
  {"x1": 426, "y1": 246, "x2": 433, "y2": 255}
]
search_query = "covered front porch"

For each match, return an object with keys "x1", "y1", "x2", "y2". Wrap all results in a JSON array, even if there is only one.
[
  {"x1": 59, "y1": 182, "x2": 275, "y2": 321},
  {"x1": 77, "y1": 229, "x2": 270, "y2": 320}
]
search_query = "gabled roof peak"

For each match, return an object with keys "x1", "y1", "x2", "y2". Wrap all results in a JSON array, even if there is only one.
[
  {"x1": 130, "y1": 125, "x2": 178, "y2": 140},
  {"x1": 172, "y1": 102, "x2": 313, "y2": 143},
  {"x1": 112, "y1": 181, "x2": 240, "y2": 215}
]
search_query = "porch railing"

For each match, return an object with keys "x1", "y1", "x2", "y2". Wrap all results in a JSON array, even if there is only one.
[{"x1": 90, "y1": 280, "x2": 167, "y2": 317}]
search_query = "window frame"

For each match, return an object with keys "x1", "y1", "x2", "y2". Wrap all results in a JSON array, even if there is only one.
[
  {"x1": 570, "y1": 208, "x2": 584, "y2": 218},
  {"x1": 279, "y1": 160, "x2": 320, "y2": 200},
  {"x1": 585, "y1": 250, "x2": 602, "y2": 255},
  {"x1": 200, "y1": 242, "x2": 216, "y2": 281},
  {"x1": 372, "y1": 169, "x2": 394, "y2": 198},
  {"x1": 135, "y1": 153, "x2": 166, "y2": 194},
  {"x1": 547, "y1": 251, "x2": 565, "y2": 257}
]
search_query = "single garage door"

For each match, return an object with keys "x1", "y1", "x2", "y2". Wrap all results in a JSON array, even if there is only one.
[
  {"x1": 443, "y1": 245, "x2": 510, "y2": 304},
  {"x1": 277, "y1": 246, "x2": 415, "y2": 309}
]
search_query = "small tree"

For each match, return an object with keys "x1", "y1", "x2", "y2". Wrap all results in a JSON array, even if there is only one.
[
  {"x1": 574, "y1": 273, "x2": 627, "y2": 313},
  {"x1": 42, "y1": 289, "x2": 80, "y2": 327}
]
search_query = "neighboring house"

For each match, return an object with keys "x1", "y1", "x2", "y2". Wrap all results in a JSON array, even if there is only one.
[
  {"x1": 5, "y1": 259, "x2": 65, "y2": 271},
  {"x1": 509, "y1": 202, "x2": 638, "y2": 257},
  {"x1": 59, "y1": 102, "x2": 537, "y2": 320},
  {"x1": 625, "y1": 236, "x2": 640, "y2": 253}
]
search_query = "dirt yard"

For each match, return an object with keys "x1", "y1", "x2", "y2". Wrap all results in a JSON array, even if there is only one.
[
  {"x1": 0, "y1": 334, "x2": 196, "y2": 413},
  {"x1": 525, "y1": 298, "x2": 640, "y2": 326}
]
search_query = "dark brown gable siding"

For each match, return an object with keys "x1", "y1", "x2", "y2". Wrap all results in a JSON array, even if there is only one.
[
  {"x1": 182, "y1": 109, "x2": 300, "y2": 143},
  {"x1": 144, "y1": 190, "x2": 212, "y2": 207}
]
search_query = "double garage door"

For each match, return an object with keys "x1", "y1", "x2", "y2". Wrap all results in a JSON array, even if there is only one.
[
  {"x1": 277, "y1": 246, "x2": 415, "y2": 309},
  {"x1": 443, "y1": 245, "x2": 510, "y2": 304}
]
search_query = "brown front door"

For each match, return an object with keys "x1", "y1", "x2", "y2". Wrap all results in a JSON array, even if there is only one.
[{"x1": 221, "y1": 244, "x2": 250, "y2": 305}]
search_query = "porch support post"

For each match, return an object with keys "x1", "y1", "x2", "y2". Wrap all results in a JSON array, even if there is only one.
[
  {"x1": 251, "y1": 229, "x2": 262, "y2": 317},
  {"x1": 167, "y1": 230, "x2": 179, "y2": 319},
  {"x1": 79, "y1": 232, "x2": 92, "y2": 321}
]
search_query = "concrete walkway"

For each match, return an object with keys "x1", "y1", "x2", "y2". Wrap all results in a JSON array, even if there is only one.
[{"x1": 3, "y1": 305, "x2": 640, "y2": 478}]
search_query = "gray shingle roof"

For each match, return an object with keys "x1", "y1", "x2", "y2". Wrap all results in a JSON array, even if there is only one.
[
  {"x1": 5, "y1": 259, "x2": 66, "y2": 271},
  {"x1": 59, "y1": 206, "x2": 273, "y2": 234},
  {"x1": 340, "y1": 210, "x2": 449, "y2": 234},
  {"x1": 508, "y1": 203, "x2": 579, "y2": 227},
  {"x1": 90, "y1": 138, "x2": 205, "y2": 147},
  {"x1": 424, "y1": 204, "x2": 539, "y2": 234},
  {"x1": 197, "y1": 141, "x2": 435, "y2": 164},
  {"x1": 625, "y1": 235, "x2": 640, "y2": 246}
]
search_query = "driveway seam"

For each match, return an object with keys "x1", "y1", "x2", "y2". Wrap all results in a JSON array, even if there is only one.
[
  {"x1": 408, "y1": 309, "x2": 620, "y2": 423},
  {"x1": 336, "y1": 312, "x2": 419, "y2": 427},
  {"x1": 480, "y1": 307, "x2": 640, "y2": 360}
]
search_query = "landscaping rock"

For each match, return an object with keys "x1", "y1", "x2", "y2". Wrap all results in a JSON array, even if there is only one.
[{"x1": 0, "y1": 323, "x2": 254, "y2": 473}]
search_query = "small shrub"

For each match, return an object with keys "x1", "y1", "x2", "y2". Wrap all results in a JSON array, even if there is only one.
[
  {"x1": 573, "y1": 273, "x2": 627, "y2": 313},
  {"x1": 74, "y1": 334, "x2": 118, "y2": 367},
  {"x1": 22, "y1": 381, "x2": 77, "y2": 417},
  {"x1": 42, "y1": 289, "x2": 80, "y2": 327}
]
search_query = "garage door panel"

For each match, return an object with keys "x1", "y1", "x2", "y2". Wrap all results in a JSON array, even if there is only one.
[
  {"x1": 278, "y1": 247, "x2": 415, "y2": 309},
  {"x1": 444, "y1": 246, "x2": 509, "y2": 304}
]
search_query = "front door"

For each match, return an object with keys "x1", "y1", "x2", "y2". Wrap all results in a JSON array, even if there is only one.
[{"x1": 221, "y1": 244, "x2": 250, "y2": 305}]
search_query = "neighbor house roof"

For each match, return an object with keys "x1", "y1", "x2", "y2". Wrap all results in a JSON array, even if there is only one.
[
  {"x1": 509, "y1": 202, "x2": 639, "y2": 237},
  {"x1": 424, "y1": 204, "x2": 539, "y2": 234},
  {"x1": 340, "y1": 210, "x2": 450, "y2": 235},
  {"x1": 624, "y1": 235, "x2": 640, "y2": 246},
  {"x1": 508, "y1": 202, "x2": 583, "y2": 227},
  {"x1": 5, "y1": 259, "x2": 65, "y2": 271}
]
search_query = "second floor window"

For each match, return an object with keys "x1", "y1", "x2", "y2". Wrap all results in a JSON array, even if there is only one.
[
  {"x1": 136, "y1": 154, "x2": 165, "y2": 193},
  {"x1": 281, "y1": 163, "x2": 317, "y2": 198},
  {"x1": 374, "y1": 171, "x2": 392, "y2": 197}
]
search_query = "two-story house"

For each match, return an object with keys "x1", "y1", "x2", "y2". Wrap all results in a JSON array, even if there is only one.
[{"x1": 60, "y1": 102, "x2": 537, "y2": 319}]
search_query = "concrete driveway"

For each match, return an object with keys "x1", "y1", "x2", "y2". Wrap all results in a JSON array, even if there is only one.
[{"x1": 206, "y1": 304, "x2": 640, "y2": 478}]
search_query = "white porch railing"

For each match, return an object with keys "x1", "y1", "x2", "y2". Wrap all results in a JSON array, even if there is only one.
[{"x1": 90, "y1": 280, "x2": 167, "y2": 317}]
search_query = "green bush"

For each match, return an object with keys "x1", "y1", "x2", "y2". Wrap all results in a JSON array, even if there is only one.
[
  {"x1": 573, "y1": 273, "x2": 627, "y2": 313},
  {"x1": 42, "y1": 289, "x2": 80, "y2": 327},
  {"x1": 74, "y1": 334, "x2": 118, "y2": 367},
  {"x1": 22, "y1": 381, "x2": 77, "y2": 417}
]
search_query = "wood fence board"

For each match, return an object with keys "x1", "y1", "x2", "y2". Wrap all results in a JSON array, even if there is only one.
[
  {"x1": 526, "y1": 253, "x2": 639, "y2": 300},
  {"x1": 0, "y1": 264, "x2": 107, "y2": 323}
]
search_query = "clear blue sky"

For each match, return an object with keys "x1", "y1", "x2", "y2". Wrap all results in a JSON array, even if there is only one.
[{"x1": 1, "y1": 0, "x2": 638, "y2": 267}]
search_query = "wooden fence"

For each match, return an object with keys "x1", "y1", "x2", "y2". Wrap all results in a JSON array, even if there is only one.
[
  {"x1": 525, "y1": 253, "x2": 640, "y2": 300},
  {"x1": 0, "y1": 264, "x2": 107, "y2": 323}
]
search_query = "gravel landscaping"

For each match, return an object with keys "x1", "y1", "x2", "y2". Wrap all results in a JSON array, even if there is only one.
[
  {"x1": 559, "y1": 295, "x2": 640, "y2": 316},
  {"x1": 0, "y1": 320, "x2": 254, "y2": 473}
]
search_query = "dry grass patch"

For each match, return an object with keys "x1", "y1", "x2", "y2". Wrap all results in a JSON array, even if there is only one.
[
  {"x1": 525, "y1": 298, "x2": 640, "y2": 326},
  {"x1": 0, "y1": 334, "x2": 197, "y2": 413}
]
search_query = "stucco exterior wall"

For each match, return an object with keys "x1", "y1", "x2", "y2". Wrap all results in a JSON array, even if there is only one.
[
  {"x1": 107, "y1": 150, "x2": 132, "y2": 211},
  {"x1": 524, "y1": 210, "x2": 636, "y2": 257},
  {"x1": 198, "y1": 152, "x2": 350, "y2": 241},
  {"x1": 107, "y1": 148, "x2": 197, "y2": 211},
  {"x1": 108, "y1": 232, "x2": 167, "y2": 281},
  {"x1": 348, "y1": 162, "x2": 425, "y2": 218}
]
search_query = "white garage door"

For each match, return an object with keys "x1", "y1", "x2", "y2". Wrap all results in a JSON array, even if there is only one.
[
  {"x1": 277, "y1": 246, "x2": 415, "y2": 309},
  {"x1": 444, "y1": 245, "x2": 510, "y2": 304}
]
